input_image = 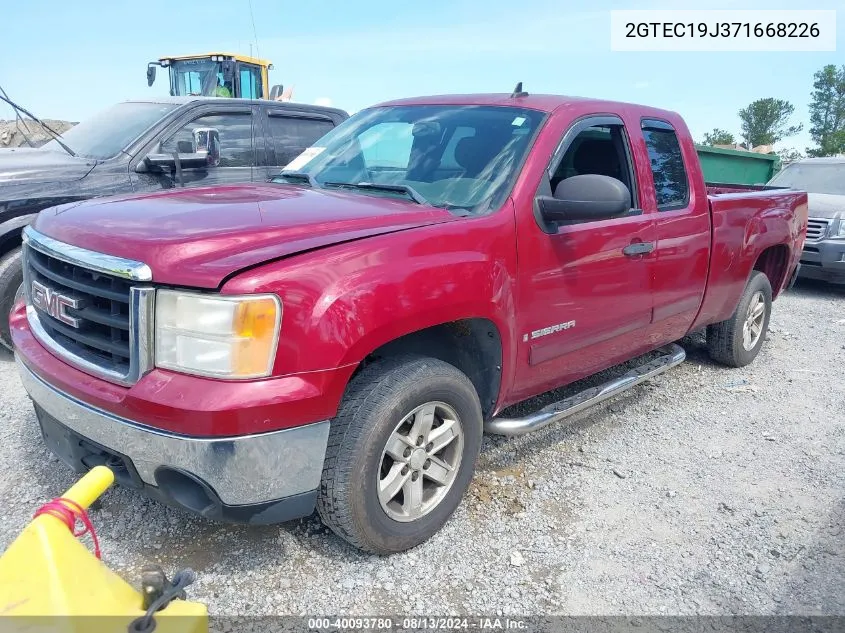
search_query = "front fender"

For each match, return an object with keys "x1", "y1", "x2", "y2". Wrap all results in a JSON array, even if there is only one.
[{"x1": 222, "y1": 210, "x2": 519, "y2": 379}]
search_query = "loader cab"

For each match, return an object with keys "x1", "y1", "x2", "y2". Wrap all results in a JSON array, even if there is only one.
[{"x1": 146, "y1": 53, "x2": 277, "y2": 100}]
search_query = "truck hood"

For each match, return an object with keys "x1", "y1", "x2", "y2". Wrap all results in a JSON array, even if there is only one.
[
  {"x1": 33, "y1": 183, "x2": 460, "y2": 287},
  {"x1": 0, "y1": 147, "x2": 97, "y2": 185},
  {"x1": 807, "y1": 192, "x2": 845, "y2": 220}
]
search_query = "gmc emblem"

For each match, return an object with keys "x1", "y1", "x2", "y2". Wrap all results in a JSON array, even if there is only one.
[{"x1": 31, "y1": 279, "x2": 80, "y2": 328}]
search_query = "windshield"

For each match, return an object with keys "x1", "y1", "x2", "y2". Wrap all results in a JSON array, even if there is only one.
[
  {"x1": 272, "y1": 104, "x2": 547, "y2": 213},
  {"x1": 170, "y1": 59, "x2": 229, "y2": 97},
  {"x1": 768, "y1": 162, "x2": 845, "y2": 195},
  {"x1": 43, "y1": 102, "x2": 177, "y2": 160}
]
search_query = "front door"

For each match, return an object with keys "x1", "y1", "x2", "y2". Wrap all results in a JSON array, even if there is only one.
[
  {"x1": 131, "y1": 108, "x2": 256, "y2": 191},
  {"x1": 510, "y1": 114, "x2": 656, "y2": 402}
]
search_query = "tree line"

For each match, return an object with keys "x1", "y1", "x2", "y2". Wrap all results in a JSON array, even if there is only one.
[{"x1": 701, "y1": 64, "x2": 845, "y2": 159}]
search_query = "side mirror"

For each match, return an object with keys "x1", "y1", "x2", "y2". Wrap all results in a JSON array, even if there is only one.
[
  {"x1": 193, "y1": 127, "x2": 221, "y2": 166},
  {"x1": 139, "y1": 127, "x2": 221, "y2": 171},
  {"x1": 146, "y1": 64, "x2": 157, "y2": 87},
  {"x1": 537, "y1": 174, "x2": 631, "y2": 223}
]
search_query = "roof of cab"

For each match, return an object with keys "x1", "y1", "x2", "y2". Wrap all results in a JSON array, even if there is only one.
[
  {"x1": 118, "y1": 96, "x2": 349, "y2": 118},
  {"x1": 373, "y1": 92, "x2": 681, "y2": 120},
  {"x1": 158, "y1": 52, "x2": 272, "y2": 66},
  {"x1": 792, "y1": 156, "x2": 845, "y2": 164}
]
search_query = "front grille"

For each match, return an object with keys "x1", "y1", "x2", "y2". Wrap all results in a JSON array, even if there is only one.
[
  {"x1": 805, "y1": 218, "x2": 829, "y2": 243},
  {"x1": 25, "y1": 244, "x2": 133, "y2": 375},
  {"x1": 21, "y1": 227, "x2": 154, "y2": 386}
]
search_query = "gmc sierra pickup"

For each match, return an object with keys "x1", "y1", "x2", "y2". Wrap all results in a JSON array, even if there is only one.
[{"x1": 10, "y1": 91, "x2": 808, "y2": 555}]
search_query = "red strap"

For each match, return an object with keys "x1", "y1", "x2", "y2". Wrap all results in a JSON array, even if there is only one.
[{"x1": 34, "y1": 497, "x2": 101, "y2": 560}]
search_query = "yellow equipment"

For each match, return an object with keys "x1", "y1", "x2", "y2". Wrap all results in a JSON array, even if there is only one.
[
  {"x1": 147, "y1": 52, "x2": 288, "y2": 100},
  {"x1": 0, "y1": 465, "x2": 207, "y2": 633}
]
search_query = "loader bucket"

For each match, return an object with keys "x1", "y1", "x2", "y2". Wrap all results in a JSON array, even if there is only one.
[{"x1": 0, "y1": 466, "x2": 207, "y2": 633}]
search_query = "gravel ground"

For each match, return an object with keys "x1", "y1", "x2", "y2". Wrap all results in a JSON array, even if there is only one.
[{"x1": 0, "y1": 278, "x2": 842, "y2": 618}]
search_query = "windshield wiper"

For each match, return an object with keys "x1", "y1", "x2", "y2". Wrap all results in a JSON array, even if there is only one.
[
  {"x1": 0, "y1": 91, "x2": 76, "y2": 157},
  {"x1": 272, "y1": 171, "x2": 320, "y2": 188},
  {"x1": 323, "y1": 181, "x2": 429, "y2": 205}
]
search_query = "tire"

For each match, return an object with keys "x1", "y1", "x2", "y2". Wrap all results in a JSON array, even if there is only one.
[
  {"x1": 707, "y1": 271, "x2": 773, "y2": 368},
  {"x1": 0, "y1": 246, "x2": 24, "y2": 352},
  {"x1": 317, "y1": 355, "x2": 483, "y2": 554}
]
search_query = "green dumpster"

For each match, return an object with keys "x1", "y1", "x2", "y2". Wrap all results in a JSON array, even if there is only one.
[{"x1": 695, "y1": 145, "x2": 782, "y2": 186}]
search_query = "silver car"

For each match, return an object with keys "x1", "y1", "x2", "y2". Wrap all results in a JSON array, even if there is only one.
[{"x1": 768, "y1": 157, "x2": 845, "y2": 284}]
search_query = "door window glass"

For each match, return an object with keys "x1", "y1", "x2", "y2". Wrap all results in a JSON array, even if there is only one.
[
  {"x1": 239, "y1": 64, "x2": 263, "y2": 99},
  {"x1": 160, "y1": 113, "x2": 254, "y2": 167},
  {"x1": 642, "y1": 123, "x2": 689, "y2": 210},
  {"x1": 268, "y1": 115, "x2": 334, "y2": 166}
]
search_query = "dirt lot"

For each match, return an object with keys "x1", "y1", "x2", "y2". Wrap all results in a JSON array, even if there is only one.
[{"x1": 0, "y1": 279, "x2": 842, "y2": 616}]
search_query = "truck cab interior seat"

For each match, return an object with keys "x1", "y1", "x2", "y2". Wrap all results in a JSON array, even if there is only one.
[
  {"x1": 454, "y1": 132, "x2": 512, "y2": 179},
  {"x1": 572, "y1": 139, "x2": 622, "y2": 180},
  {"x1": 454, "y1": 136, "x2": 492, "y2": 178}
]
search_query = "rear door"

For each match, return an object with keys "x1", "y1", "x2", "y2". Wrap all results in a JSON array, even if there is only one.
[
  {"x1": 259, "y1": 108, "x2": 336, "y2": 179},
  {"x1": 636, "y1": 118, "x2": 710, "y2": 344},
  {"x1": 510, "y1": 113, "x2": 657, "y2": 401}
]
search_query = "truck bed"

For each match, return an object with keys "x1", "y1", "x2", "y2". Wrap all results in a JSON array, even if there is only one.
[{"x1": 692, "y1": 187, "x2": 808, "y2": 331}]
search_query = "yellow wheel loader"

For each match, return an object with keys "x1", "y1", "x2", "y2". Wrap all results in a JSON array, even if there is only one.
[{"x1": 147, "y1": 52, "x2": 293, "y2": 101}]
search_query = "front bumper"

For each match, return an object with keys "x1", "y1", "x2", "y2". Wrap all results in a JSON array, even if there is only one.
[
  {"x1": 799, "y1": 239, "x2": 845, "y2": 283},
  {"x1": 17, "y1": 356, "x2": 330, "y2": 524}
]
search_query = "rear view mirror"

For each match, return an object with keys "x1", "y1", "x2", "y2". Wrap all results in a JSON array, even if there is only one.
[
  {"x1": 537, "y1": 174, "x2": 631, "y2": 223},
  {"x1": 221, "y1": 60, "x2": 235, "y2": 83},
  {"x1": 146, "y1": 64, "x2": 157, "y2": 87},
  {"x1": 412, "y1": 121, "x2": 441, "y2": 138}
]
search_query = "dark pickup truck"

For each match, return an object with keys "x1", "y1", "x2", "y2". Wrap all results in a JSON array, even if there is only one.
[
  {"x1": 0, "y1": 97, "x2": 349, "y2": 348},
  {"x1": 11, "y1": 91, "x2": 807, "y2": 554}
]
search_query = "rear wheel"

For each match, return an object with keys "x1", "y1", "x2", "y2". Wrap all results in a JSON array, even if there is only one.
[
  {"x1": 317, "y1": 356, "x2": 482, "y2": 554},
  {"x1": 0, "y1": 247, "x2": 24, "y2": 351},
  {"x1": 707, "y1": 271, "x2": 772, "y2": 368}
]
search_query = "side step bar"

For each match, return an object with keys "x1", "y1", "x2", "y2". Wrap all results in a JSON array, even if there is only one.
[{"x1": 485, "y1": 343, "x2": 686, "y2": 436}]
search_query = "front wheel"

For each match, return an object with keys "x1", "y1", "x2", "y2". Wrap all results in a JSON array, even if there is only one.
[
  {"x1": 0, "y1": 247, "x2": 24, "y2": 351},
  {"x1": 707, "y1": 271, "x2": 773, "y2": 368},
  {"x1": 317, "y1": 356, "x2": 483, "y2": 554}
]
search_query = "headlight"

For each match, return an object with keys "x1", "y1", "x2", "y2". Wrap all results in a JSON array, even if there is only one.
[
  {"x1": 835, "y1": 217, "x2": 845, "y2": 238},
  {"x1": 155, "y1": 290, "x2": 281, "y2": 379}
]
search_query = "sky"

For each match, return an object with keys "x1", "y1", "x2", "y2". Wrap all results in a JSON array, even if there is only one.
[{"x1": 1, "y1": 0, "x2": 842, "y2": 153}]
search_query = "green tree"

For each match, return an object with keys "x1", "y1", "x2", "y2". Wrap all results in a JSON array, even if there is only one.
[
  {"x1": 701, "y1": 128, "x2": 736, "y2": 146},
  {"x1": 807, "y1": 64, "x2": 845, "y2": 157},
  {"x1": 778, "y1": 147, "x2": 804, "y2": 164},
  {"x1": 738, "y1": 98, "x2": 803, "y2": 148}
]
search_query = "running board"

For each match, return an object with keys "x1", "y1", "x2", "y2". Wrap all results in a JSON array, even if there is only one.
[{"x1": 485, "y1": 343, "x2": 686, "y2": 436}]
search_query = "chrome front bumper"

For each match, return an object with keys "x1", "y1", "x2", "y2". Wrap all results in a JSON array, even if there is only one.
[{"x1": 17, "y1": 356, "x2": 330, "y2": 507}]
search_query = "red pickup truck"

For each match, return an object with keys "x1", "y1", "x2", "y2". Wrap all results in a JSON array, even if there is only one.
[{"x1": 10, "y1": 91, "x2": 807, "y2": 554}]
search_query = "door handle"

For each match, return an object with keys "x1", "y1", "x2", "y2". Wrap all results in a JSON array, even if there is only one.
[{"x1": 622, "y1": 241, "x2": 655, "y2": 257}]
